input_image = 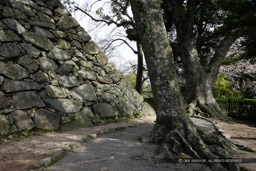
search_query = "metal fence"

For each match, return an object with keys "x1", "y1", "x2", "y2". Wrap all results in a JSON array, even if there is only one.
[{"x1": 217, "y1": 99, "x2": 256, "y2": 120}]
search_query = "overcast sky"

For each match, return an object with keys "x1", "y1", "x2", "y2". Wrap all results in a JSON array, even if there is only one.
[{"x1": 71, "y1": 0, "x2": 138, "y2": 73}]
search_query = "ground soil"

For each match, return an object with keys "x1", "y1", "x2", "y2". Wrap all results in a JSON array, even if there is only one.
[{"x1": 0, "y1": 116, "x2": 256, "y2": 171}]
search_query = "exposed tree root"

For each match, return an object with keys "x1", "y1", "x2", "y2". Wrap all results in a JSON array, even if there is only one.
[{"x1": 140, "y1": 123, "x2": 240, "y2": 171}]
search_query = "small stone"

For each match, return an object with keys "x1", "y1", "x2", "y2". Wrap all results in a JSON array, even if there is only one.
[
  {"x1": 40, "y1": 7, "x2": 52, "y2": 16},
  {"x1": 101, "y1": 93, "x2": 116, "y2": 102},
  {"x1": 58, "y1": 39, "x2": 71, "y2": 49},
  {"x1": 2, "y1": 18, "x2": 27, "y2": 34},
  {"x1": 48, "y1": 46, "x2": 71, "y2": 61},
  {"x1": 55, "y1": 7, "x2": 70, "y2": 16},
  {"x1": 28, "y1": 20, "x2": 56, "y2": 30},
  {"x1": 57, "y1": 16, "x2": 79, "y2": 30},
  {"x1": 11, "y1": 110, "x2": 34, "y2": 131},
  {"x1": 74, "y1": 108, "x2": 94, "y2": 127},
  {"x1": 46, "y1": 0, "x2": 63, "y2": 9},
  {"x1": 78, "y1": 70, "x2": 97, "y2": 81},
  {"x1": 71, "y1": 40, "x2": 82, "y2": 49},
  {"x1": 110, "y1": 70, "x2": 123, "y2": 83},
  {"x1": 58, "y1": 60, "x2": 78, "y2": 75},
  {"x1": 22, "y1": 32, "x2": 53, "y2": 51},
  {"x1": 33, "y1": 26, "x2": 54, "y2": 39},
  {"x1": 53, "y1": 31, "x2": 66, "y2": 38},
  {"x1": 0, "y1": 43, "x2": 20, "y2": 58},
  {"x1": 0, "y1": 76, "x2": 4, "y2": 85},
  {"x1": 96, "y1": 53, "x2": 108, "y2": 66},
  {"x1": 0, "y1": 62, "x2": 29, "y2": 80},
  {"x1": 77, "y1": 31, "x2": 91, "y2": 42},
  {"x1": 0, "y1": 115, "x2": 9, "y2": 135},
  {"x1": 92, "y1": 103, "x2": 117, "y2": 118},
  {"x1": 83, "y1": 41, "x2": 101, "y2": 55},
  {"x1": 79, "y1": 60, "x2": 93, "y2": 68},
  {"x1": 0, "y1": 30, "x2": 20, "y2": 42},
  {"x1": 10, "y1": 1, "x2": 35, "y2": 16},
  {"x1": 58, "y1": 75, "x2": 78, "y2": 88},
  {"x1": 69, "y1": 84, "x2": 98, "y2": 102},
  {"x1": 34, "y1": 109, "x2": 60, "y2": 130},
  {"x1": 103, "y1": 63, "x2": 116, "y2": 73},
  {"x1": 39, "y1": 57, "x2": 58, "y2": 71},
  {"x1": 46, "y1": 85, "x2": 68, "y2": 98},
  {"x1": 44, "y1": 99, "x2": 83, "y2": 113},
  {"x1": 97, "y1": 76, "x2": 113, "y2": 84},
  {"x1": 20, "y1": 43, "x2": 41, "y2": 58},
  {"x1": 0, "y1": 91, "x2": 10, "y2": 110},
  {"x1": 32, "y1": 71, "x2": 49, "y2": 83},
  {"x1": 18, "y1": 55, "x2": 39, "y2": 73},
  {"x1": 38, "y1": 12, "x2": 55, "y2": 23},
  {"x1": 61, "y1": 116, "x2": 71, "y2": 124},
  {"x1": 3, "y1": 6, "x2": 27, "y2": 20},
  {"x1": 13, "y1": 92, "x2": 45, "y2": 109},
  {"x1": 2, "y1": 79, "x2": 42, "y2": 92}
]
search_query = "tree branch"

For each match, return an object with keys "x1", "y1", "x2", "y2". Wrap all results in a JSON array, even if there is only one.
[{"x1": 104, "y1": 38, "x2": 138, "y2": 54}]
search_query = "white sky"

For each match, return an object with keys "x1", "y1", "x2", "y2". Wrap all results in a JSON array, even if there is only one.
[{"x1": 71, "y1": 0, "x2": 138, "y2": 73}]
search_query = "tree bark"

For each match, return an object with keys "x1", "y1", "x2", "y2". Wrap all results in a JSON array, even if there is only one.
[
  {"x1": 165, "y1": 0, "x2": 238, "y2": 118},
  {"x1": 135, "y1": 42, "x2": 144, "y2": 94},
  {"x1": 130, "y1": 0, "x2": 238, "y2": 170}
]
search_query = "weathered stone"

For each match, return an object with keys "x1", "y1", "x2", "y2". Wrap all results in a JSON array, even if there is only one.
[
  {"x1": 58, "y1": 60, "x2": 77, "y2": 75},
  {"x1": 57, "y1": 16, "x2": 79, "y2": 30},
  {"x1": 46, "y1": 0, "x2": 63, "y2": 9},
  {"x1": 97, "y1": 76, "x2": 113, "y2": 84},
  {"x1": 74, "y1": 108, "x2": 94, "y2": 126},
  {"x1": 83, "y1": 41, "x2": 101, "y2": 55},
  {"x1": 70, "y1": 84, "x2": 97, "y2": 102},
  {"x1": 48, "y1": 46, "x2": 71, "y2": 61},
  {"x1": 58, "y1": 75, "x2": 78, "y2": 88},
  {"x1": 55, "y1": 7, "x2": 70, "y2": 16},
  {"x1": 77, "y1": 31, "x2": 91, "y2": 42},
  {"x1": 0, "y1": 30, "x2": 20, "y2": 42},
  {"x1": 117, "y1": 98, "x2": 135, "y2": 115},
  {"x1": 58, "y1": 39, "x2": 71, "y2": 49},
  {"x1": 93, "y1": 66, "x2": 106, "y2": 76},
  {"x1": 22, "y1": 32, "x2": 53, "y2": 51},
  {"x1": 92, "y1": 103, "x2": 116, "y2": 118},
  {"x1": 44, "y1": 99, "x2": 82, "y2": 113},
  {"x1": 0, "y1": 43, "x2": 20, "y2": 58},
  {"x1": 33, "y1": 26, "x2": 54, "y2": 39},
  {"x1": 53, "y1": 31, "x2": 66, "y2": 38},
  {"x1": 39, "y1": 57, "x2": 58, "y2": 71},
  {"x1": 38, "y1": 12, "x2": 55, "y2": 23},
  {"x1": 110, "y1": 70, "x2": 123, "y2": 83},
  {"x1": 96, "y1": 53, "x2": 108, "y2": 66},
  {"x1": 0, "y1": 62, "x2": 29, "y2": 80},
  {"x1": 29, "y1": 20, "x2": 56, "y2": 30},
  {"x1": 40, "y1": 7, "x2": 52, "y2": 16},
  {"x1": 96, "y1": 84, "x2": 111, "y2": 92},
  {"x1": 10, "y1": 1, "x2": 35, "y2": 16},
  {"x1": 2, "y1": 79, "x2": 42, "y2": 92},
  {"x1": 20, "y1": 43, "x2": 41, "y2": 58},
  {"x1": 119, "y1": 79, "x2": 144, "y2": 107},
  {"x1": 13, "y1": 92, "x2": 45, "y2": 109},
  {"x1": 9, "y1": 0, "x2": 36, "y2": 7},
  {"x1": 61, "y1": 116, "x2": 71, "y2": 124},
  {"x1": 18, "y1": 55, "x2": 39, "y2": 73},
  {"x1": 103, "y1": 63, "x2": 116, "y2": 73},
  {"x1": 140, "y1": 102, "x2": 156, "y2": 116},
  {"x1": 3, "y1": 6, "x2": 27, "y2": 20},
  {"x1": 79, "y1": 60, "x2": 93, "y2": 68},
  {"x1": 32, "y1": 71, "x2": 49, "y2": 83},
  {"x1": 34, "y1": 109, "x2": 60, "y2": 130},
  {"x1": 0, "y1": 21, "x2": 8, "y2": 29},
  {"x1": 0, "y1": 76, "x2": 4, "y2": 85},
  {"x1": 0, "y1": 91, "x2": 10, "y2": 110},
  {"x1": 2, "y1": 18, "x2": 27, "y2": 34},
  {"x1": 11, "y1": 110, "x2": 34, "y2": 131},
  {"x1": 0, "y1": 115, "x2": 9, "y2": 135},
  {"x1": 46, "y1": 85, "x2": 68, "y2": 98},
  {"x1": 101, "y1": 93, "x2": 116, "y2": 102},
  {"x1": 78, "y1": 70, "x2": 97, "y2": 81},
  {"x1": 71, "y1": 40, "x2": 82, "y2": 49}
]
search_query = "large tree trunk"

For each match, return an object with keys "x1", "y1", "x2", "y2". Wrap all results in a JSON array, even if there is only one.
[
  {"x1": 135, "y1": 42, "x2": 144, "y2": 94},
  {"x1": 130, "y1": 0, "x2": 238, "y2": 170}
]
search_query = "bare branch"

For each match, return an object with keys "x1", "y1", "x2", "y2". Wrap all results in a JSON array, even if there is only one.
[{"x1": 104, "y1": 38, "x2": 138, "y2": 54}]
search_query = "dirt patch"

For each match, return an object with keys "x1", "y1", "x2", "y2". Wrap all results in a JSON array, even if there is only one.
[{"x1": 215, "y1": 118, "x2": 256, "y2": 171}]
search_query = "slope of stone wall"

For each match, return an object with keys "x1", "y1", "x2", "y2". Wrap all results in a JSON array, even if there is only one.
[{"x1": 0, "y1": 0, "x2": 145, "y2": 135}]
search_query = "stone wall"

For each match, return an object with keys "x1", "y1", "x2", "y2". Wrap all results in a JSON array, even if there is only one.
[{"x1": 0, "y1": 0, "x2": 146, "y2": 135}]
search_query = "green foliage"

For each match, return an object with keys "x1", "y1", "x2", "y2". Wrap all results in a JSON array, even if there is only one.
[
  {"x1": 125, "y1": 72, "x2": 146, "y2": 90},
  {"x1": 213, "y1": 73, "x2": 241, "y2": 98}
]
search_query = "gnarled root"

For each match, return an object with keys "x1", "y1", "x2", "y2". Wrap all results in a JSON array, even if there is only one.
[{"x1": 143, "y1": 123, "x2": 240, "y2": 171}]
